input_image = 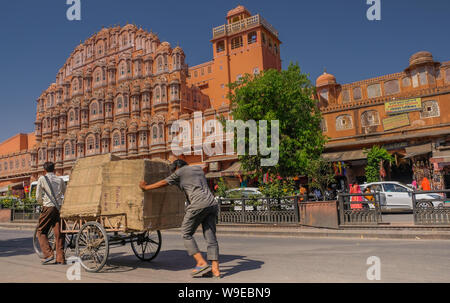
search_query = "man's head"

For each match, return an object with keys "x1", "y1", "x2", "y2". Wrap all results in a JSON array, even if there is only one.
[
  {"x1": 43, "y1": 162, "x2": 55, "y2": 173},
  {"x1": 170, "y1": 159, "x2": 188, "y2": 173}
]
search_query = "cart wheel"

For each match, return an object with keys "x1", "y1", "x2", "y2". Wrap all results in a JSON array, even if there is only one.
[
  {"x1": 131, "y1": 230, "x2": 162, "y2": 262},
  {"x1": 75, "y1": 222, "x2": 109, "y2": 273},
  {"x1": 33, "y1": 227, "x2": 55, "y2": 259},
  {"x1": 33, "y1": 228, "x2": 74, "y2": 259}
]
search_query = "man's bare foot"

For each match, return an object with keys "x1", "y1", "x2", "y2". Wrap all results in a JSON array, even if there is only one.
[{"x1": 212, "y1": 261, "x2": 221, "y2": 277}]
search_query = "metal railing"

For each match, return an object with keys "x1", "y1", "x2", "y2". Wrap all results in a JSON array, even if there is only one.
[
  {"x1": 218, "y1": 196, "x2": 300, "y2": 224},
  {"x1": 11, "y1": 202, "x2": 41, "y2": 222},
  {"x1": 412, "y1": 190, "x2": 450, "y2": 225},
  {"x1": 337, "y1": 193, "x2": 382, "y2": 226}
]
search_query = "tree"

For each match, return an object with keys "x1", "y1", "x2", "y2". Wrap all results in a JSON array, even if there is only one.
[
  {"x1": 227, "y1": 63, "x2": 326, "y2": 181},
  {"x1": 306, "y1": 157, "x2": 336, "y2": 201},
  {"x1": 364, "y1": 146, "x2": 393, "y2": 183}
]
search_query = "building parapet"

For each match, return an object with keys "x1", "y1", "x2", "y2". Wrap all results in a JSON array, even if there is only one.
[{"x1": 212, "y1": 14, "x2": 278, "y2": 39}]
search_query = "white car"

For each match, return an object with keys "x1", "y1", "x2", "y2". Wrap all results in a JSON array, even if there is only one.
[{"x1": 360, "y1": 181, "x2": 446, "y2": 212}]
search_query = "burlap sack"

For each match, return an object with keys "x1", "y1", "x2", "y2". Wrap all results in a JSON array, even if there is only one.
[{"x1": 61, "y1": 154, "x2": 185, "y2": 231}]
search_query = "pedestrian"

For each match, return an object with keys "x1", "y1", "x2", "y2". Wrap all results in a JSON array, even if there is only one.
[
  {"x1": 420, "y1": 177, "x2": 431, "y2": 191},
  {"x1": 299, "y1": 185, "x2": 308, "y2": 201},
  {"x1": 36, "y1": 162, "x2": 66, "y2": 265},
  {"x1": 139, "y1": 159, "x2": 221, "y2": 279},
  {"x1": 350, "y1": 181, "x2": 363, "y2": 210}
]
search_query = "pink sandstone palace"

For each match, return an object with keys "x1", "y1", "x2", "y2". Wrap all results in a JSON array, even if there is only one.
[{"x1": 1, "y1": 6, "x2": 450, "y2": 195}]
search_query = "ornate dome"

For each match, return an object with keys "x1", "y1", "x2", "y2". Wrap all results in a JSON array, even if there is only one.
[
  {"x1": 227, "y1": 5, "x2": 250, "y2": 18},
  {"x1": 409, "y1": 51, "x2": 434, "y2": 67},
  {"x1": 316, "y1": 72, "x2": 336, "y2": 87},
  {"x1": 120, "y1": 24, "x2": 137, "y2": 33}
]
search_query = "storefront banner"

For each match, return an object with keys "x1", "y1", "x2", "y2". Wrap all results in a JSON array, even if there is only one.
[
  {"x1": 385, "y1": 98, "x2": 422, "y2": 115},
  {"x1": 382, "y1": 113, "x2": 410, "y2": 131}
]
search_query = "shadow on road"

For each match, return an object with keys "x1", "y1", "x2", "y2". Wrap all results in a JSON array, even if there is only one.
[
  {"x1": 104, "y1": 250, "x2": 264, "y2": 278},
  {"x1": 0, "y1": 237, "x2": 34, "y2": 257}
]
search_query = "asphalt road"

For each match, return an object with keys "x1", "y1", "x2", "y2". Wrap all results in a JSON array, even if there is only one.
[{"x1": 0, "y1": 228, "x2": 449, "y2": 283}]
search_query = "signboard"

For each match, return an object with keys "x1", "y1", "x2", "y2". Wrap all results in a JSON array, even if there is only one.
[
  {"x1": 385, "y1": 98, "x2": 422, "y2": 115},
  {"x1": 382, "y1": 114, "x2": 410, "y2": 131},
  {"x1": 382, "y1": 142, "x2": 408, "y2": 151}
]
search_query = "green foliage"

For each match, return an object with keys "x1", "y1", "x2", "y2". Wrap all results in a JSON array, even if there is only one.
[
  {"x1": 228, "y1": 63, "x2": 326, "y2": 178},
  {"x1": 215, "y1": 178, "x2": 229, "y2": 198},
  {"x1": 259, "y1": 178, "x2": 296, "y2": 198},
  {"x1": 0, "y1": 196, "x2": 37, "y2": 209},
  {"x1": 364, "y1": 146, "x2": 393, "y2": 183},
  {"x1": 306, "y1": 158, "x2": 336, "y2": 201}
]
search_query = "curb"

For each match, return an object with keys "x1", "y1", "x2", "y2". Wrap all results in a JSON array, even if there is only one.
[{"x1": 2, "y1": 223, "x2": 450, "y2": 241}]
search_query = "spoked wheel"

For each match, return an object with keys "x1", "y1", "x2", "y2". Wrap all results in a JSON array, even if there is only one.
[
  {"x1": 75, "y1": 222, "x2": 109, "y2": 273},
  {"x1": 33, "y1": 227, "x2": 55, "y2": 258},
  {"x1": 131, "y1": 230, "x2": 162, "y2": 261}
]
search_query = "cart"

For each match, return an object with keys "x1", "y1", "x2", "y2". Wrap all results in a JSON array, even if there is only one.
[{"x1": 33, "y1": 213, "x2": 162, "y2": 273}]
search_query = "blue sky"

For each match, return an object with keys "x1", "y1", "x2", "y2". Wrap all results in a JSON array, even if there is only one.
[{"x1": 0, "y1": 0, "x2": 449, "y2": 143}]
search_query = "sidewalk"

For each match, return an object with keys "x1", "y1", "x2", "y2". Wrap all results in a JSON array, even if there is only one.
[{"x1": 1, "y1": 221, "x2": 450, "y2": 240}]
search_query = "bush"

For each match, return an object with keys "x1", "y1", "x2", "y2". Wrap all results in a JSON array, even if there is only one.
[{"x1": 260, "y1": 177, "x2": 296, "y2": 198}]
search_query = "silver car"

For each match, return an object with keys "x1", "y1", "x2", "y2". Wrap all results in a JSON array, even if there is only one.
[{"x1": 360, "y1": 181, "x2": 447, "y2": 212}]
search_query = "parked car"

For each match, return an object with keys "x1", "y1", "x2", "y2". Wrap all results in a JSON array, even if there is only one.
[
  {"x1": 215, "y1": 188, "x2": 264, "y2": 211},
  {"x1": 360, "y1": 181, "x2": 446, "y2": 212}
]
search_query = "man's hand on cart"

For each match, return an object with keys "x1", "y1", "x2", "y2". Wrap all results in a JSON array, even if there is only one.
[{"x1": 139, "y1": 180, "x2": 168, "y2": 191}]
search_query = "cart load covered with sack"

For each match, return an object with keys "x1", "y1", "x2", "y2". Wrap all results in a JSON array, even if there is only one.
[
  {"x1": 45, "y1": 154, "x2": 186, "y2": 272},
  {"x1": 61, "y1": 154, "x2": 185, "y2": 231}
]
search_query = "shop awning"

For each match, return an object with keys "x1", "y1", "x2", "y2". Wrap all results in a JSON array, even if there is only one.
[
  {"x1": 221, "y1": 162, "x2": 242, "y2": 177},
  {"x1": 0, "y1": 182, "x2": 23, "y2": 193},
  {"x1": 404, "y1": 143, "x2": 432, "y2": 159},
  {"x1": 322, "y1": 150, "x2": 367, "y2": 162},
  {"x1": 205, "y1": 172, "x2": 222, "y2": 179}
]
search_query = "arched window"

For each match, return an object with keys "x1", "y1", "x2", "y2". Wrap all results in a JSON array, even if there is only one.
[
  {"x1": 155, "y1": 87, "x2": 161, "y2": 103},
  {"x1": 72, "y1": 79, "x2": 78, "y2": 92},
  {"x1": 152, "y1": 126, "x2": 158, "y2": 140},
  {"x1": 157, "y1": 57, "x2": 163, "y2": 72},
  {"x1": 161, "y1": 85, "x2": 166, "y2": 102},
  {"x1": 159, "y1": 124, "x2": 164, "y2": 139},
  {"x1": 95, "y1": 70, "x2": 101, "y2": 83},
  {"x1": 86, "y1": 136, "x2": 95, "y2": 151},
  {"x1": 361, "y1": 111, "x2": 380, "y2": 127},
  {"x1": 90, "y1": 102, "x2": 98, "y2": 116},
  {"x1": 116, "y1": 96, "x2": 123, "y2": 109},
  {"x1": 336, "y1": 115, "x2": 353, "y2": 131},
  {"x1": 122, "y1": 34, "x2": 128, "y2": 46},
  {"x1": 120, "y1": 61, "x2": 126, "y2": 76},
  {"x1": 65, "y1": 143, "x2": 71, "y2": 156},
  {"x1": 69, "y1": 110, "x2": 74, "y2": 122},
  {"x1": 113, "y1": 133, "x2": 120, "y2": 147}
]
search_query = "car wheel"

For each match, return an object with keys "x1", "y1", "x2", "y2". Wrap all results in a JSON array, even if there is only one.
[{"x1": 416, "y1": 201, "x2": 433, "y2": 208}]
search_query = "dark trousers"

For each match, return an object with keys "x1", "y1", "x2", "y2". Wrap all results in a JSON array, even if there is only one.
[
  {"x1": 37, "y1": 206, "x2": 65, "y2": 262},
  {"x1": 181, "y1": 205, "x2": 219, "y2": 261}
]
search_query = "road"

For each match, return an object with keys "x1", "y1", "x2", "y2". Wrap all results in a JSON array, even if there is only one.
[{"x1": 0, "y1": 228, "x2": 449, "y2": 283}]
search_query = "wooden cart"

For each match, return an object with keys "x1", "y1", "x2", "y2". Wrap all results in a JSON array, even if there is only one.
[{"x1": 33, "y1": 213, "x2": 162, "y2": 273}]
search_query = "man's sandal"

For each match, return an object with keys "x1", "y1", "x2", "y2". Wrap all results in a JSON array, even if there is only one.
[{"x1": 191, "y1": 265, "x2": 211, "y2": 277}]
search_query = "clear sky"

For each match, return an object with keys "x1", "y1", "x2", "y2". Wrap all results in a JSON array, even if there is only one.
[{"x1": 0, "y1": 0, "x2": 449, "y2": 143}]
